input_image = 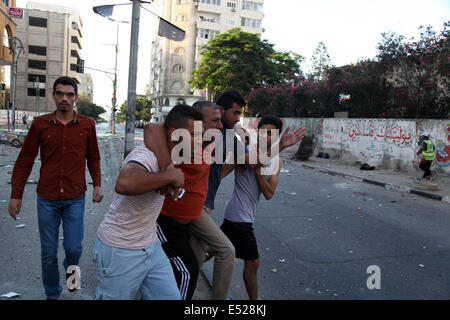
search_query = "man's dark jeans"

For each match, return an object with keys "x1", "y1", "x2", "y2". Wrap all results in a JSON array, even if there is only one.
[{"x1": 419, "y1": 160, "x2": 432, "y2": 178}]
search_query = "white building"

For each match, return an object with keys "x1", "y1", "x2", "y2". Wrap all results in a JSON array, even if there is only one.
[
  {"x1": 149, "y1": 0, "x2": 264, "y2": 122},
  {"x1": 15, "y1": 1, "x2": 84, "y2": 113}
]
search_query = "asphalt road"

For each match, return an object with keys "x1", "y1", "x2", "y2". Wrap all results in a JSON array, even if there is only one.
[
  {"x1": 1, "y1": 138, "x2": 449, "y2": 300},
  {"x1": 205, "y1": 158, "x2": 450, "y2": 300}
]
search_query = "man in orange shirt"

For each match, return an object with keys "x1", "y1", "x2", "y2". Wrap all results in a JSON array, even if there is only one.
[{"x1": 144, "y1": 101, "x2": 222, "y2": 300}]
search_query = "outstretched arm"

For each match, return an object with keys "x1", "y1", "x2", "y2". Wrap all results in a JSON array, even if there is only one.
[{"x1": 243, "y1": 125, "x2": 306, "y2": 166}]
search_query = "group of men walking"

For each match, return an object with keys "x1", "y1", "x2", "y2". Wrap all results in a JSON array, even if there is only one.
[
  {"x1": 8, "y1": 76, "x2": 305, "y2": 300},
  {"x1": 7, "y1": 76, "x2": 437, "y2": 301}
]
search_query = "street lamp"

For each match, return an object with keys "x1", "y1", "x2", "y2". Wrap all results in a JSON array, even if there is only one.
[{"x1": 9, "y1": 36, "x2": 24, "y2": 132}]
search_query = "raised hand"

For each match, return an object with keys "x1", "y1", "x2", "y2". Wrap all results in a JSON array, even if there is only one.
[{"x1": 280, "y1": 126, "x2": 306, "y2": 150}]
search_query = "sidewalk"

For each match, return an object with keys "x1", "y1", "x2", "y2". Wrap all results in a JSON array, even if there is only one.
[{"x1": 279, "y1": 149, "x2": 450, "y2": 204}]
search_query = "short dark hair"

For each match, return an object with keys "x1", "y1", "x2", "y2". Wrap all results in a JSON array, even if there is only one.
[
  {"x1": 215, "y1": 89, "x2": 246, "y2": 110},
  {"x1": 192, "y1": 100, "x2": 219, "y2": 117},
  {"x1": 53, "y1": 76, "x2": 78, "y2": 94},
  {"x1": 258, "y1": 114, "x2": 283, "y2": 132},
  {"x1": 164, "y1": 104, "x2": 203, "y2": 130}
]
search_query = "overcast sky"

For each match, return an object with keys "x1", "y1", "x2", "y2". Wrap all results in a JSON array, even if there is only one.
[{"x1": 15, "y1": 0, "x2": 450, "y2": 114}]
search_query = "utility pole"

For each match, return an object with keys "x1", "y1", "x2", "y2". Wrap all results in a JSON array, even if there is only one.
[
  {"x1": 106, "y1": 17, "x2": 128, "y2": 134},
  {"x1": 111, "y1": 23, "x2": 119, "y2": 135},
  {"x1": 124, "y1": 0, "x2": 140, "y2": 158},
  {"x1": 34, "y1": 76, "x2": 40, "y2": 116},
  {"x1": 10, "y1": 37, "x2": 24, "y2": 132}
]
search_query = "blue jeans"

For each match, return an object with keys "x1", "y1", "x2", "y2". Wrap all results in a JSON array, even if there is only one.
[
  {"x1": 37, "y1": 194, "x2": 85, "y2": 298},
  {"x1": 93, "y1": 237, "x2": 181, "y2": 300}
]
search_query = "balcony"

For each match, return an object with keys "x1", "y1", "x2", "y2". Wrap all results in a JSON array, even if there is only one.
[
  {"x1": 197, "y1": 3, "x2": 223, "y2": 14},
  {"x1": 71, "y1": 36, "x2": 82, "y2": 50}
]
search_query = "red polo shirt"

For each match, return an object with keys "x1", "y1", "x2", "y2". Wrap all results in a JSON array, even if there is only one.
[{"x1": 11, "y1": 112, "x2": 101, "y2": 200}]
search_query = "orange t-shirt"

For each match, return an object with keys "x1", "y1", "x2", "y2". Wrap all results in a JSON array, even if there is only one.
[{"x1": 160, "y1": 162, "x2": 211, "y2": 220}]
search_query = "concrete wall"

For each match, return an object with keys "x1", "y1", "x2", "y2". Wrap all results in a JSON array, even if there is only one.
[{"x1": 242, "y1": 117, "x2": 450, "y2": 175}]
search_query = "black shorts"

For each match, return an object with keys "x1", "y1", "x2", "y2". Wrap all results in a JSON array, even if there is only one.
[{"x1": 220, "y1": 218, "x2": 259, "y2": 261}]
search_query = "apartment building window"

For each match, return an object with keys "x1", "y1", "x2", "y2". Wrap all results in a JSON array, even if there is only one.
[
  {"x1": 242, "y1": 1, "x2": 263, "y2": 12},
  {"x1": 198, "y1": 28, "x2": 218, "y2": 39},
  {"x1": 200, "y1": 0, "x2": 221, "y2": 5},
  {"x1": 173, "y1": 64, "x2": 183, "y2": 73},
  {"x1": 176, "y1": 0, "x2": 187, "y2": 4},
  {"x1": 176, "y1": 14, "x2": 186, "y2": 22},
  {"x1": 28, "y1": 88, "x2": 46, "y2": 97},
  {"x1": 2, "y1": 0, "x2": 9, "y2": 7},
  {"x1": 29, "y1": 17, "x2": 47, "y2": 28},
  {"x1": 71, "y1": 50, "x2": 80, "y2": 59},
  {"x1": 226, "y1": 19, "x2": 235, "y2": 26},
  {"x1": 28, "y1": 74, "x2": 46, "y2": 83},
  {"x1": 29, "y1": 45, "x2": 47, "y2": 56},
  {"x1": 28, "y1": 60, "x2": 46, "y2": 70},
  {"x1": 71, "y1": 36, "x2": 82, "y2": 49},
  {"x1": 227, "y1": 1, "x2": 236, "y2": 9},
  {"x1": 174, "y1": 47, "x2": 185, "y2": 55},
  {"x1": 3, "y1": 26, "x2": 11, "y2": 47},
  {"x1": 171, "y1": 81, "x2": 183, "y2": 89},
  {"x1": 241, "y1": 17, "x2": 262, "y2": 29}
]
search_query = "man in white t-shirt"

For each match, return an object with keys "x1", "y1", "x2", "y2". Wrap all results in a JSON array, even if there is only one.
[
  {"x1": 94, "y1": 105, "x2": 203, "y2": 300},
  {"x1": 220, "y1": 115, "x2": 284, "y2": 300}
]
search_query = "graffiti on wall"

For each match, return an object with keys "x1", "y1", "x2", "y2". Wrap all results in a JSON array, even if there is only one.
[
  {"x1": 244, "y1": 117, "x2": 449, "y2": 174},
  {"x1": 346, "y1": 121, "x2": 414, "y2": 147},
  {"x1": 435, "y1": 124, "x2": 450, "y2": 168}
]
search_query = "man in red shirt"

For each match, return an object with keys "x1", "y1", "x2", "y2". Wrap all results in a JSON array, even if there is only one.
[
  {"x1": 8, "y1": 76, "x2": 104, "y2": 300},
  {"x1": 144, "y1": 101, "x2": 222, "y2": 300}
]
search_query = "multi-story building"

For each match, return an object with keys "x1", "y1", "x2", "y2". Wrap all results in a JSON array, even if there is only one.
[
  {"x1": 78, "y1": 72, "x2": 93, "y2": 102},
  {"x1": 15, "y1": 1, "x2": 84, "y2": 113},
  {"x1": 149, "y1": 0, "x2": 264, "y2": 122},
  {"x1": 0, "y1": 0, "x2": 17, "y2": 110}
]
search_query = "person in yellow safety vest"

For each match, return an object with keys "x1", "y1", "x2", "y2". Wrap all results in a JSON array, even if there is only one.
[{"x1": 417, "y1": 131, "x2": 435, "y2": 179}]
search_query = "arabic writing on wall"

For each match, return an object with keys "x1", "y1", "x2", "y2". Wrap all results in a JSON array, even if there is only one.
[
  {"x1": 435, "y1": 124, "x2": 450, "y2": 168},
  {"x1": 346, "y1": 121, "x2": 414, "y2": 147}
]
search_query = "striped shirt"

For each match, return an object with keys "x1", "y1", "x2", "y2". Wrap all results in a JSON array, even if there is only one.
[{"x1": 97, "y1": 145, "x2": 164, "y2": 249}]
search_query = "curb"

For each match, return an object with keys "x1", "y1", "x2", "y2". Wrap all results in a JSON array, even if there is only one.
[{"x1": 284, "y1": 159, "x2": 448, "y2": 204}]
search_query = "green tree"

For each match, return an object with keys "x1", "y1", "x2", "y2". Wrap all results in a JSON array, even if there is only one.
[
  {"x1": 376, "y1": 21, "x2": 449, "y2": 118},
  {"x1": 115, "y1": 95, "x2": 152, "y2": 124},
  {"x1": 309, "y1": 41, "x2": 334, "y2": 81},
  {"x1": 76, "y1": 97, "x2": 106, "y2": 122},
  {"x1": 325, "y1": 60, "x2": 391, "y2": 118},
  {"x1": 189, "y1": 27, "x2": 302, "y2": 98}
]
